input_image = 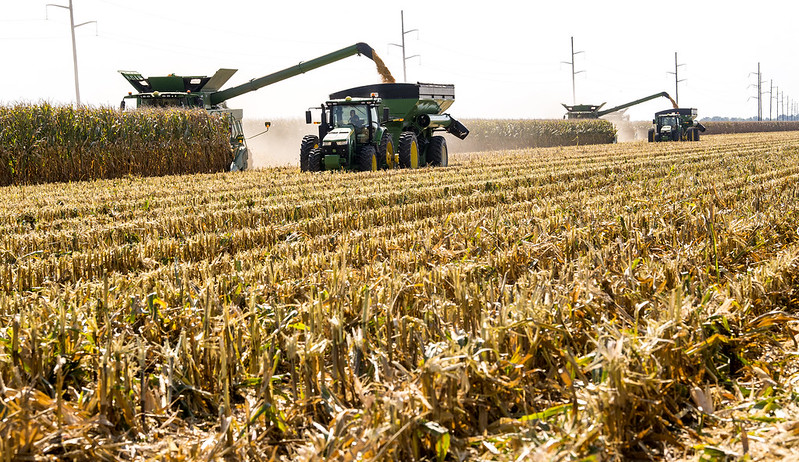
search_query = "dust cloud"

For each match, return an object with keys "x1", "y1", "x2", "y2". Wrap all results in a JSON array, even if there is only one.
[
  {"x1": 603, "y1": 114, "x2": 652, "y2": 142},
  {"x1": 244, "y1": 118, "x2": 308, "y2": 168}
]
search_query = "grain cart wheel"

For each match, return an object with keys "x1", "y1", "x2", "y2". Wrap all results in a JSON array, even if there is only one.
[
  {"x1": 379, "y1": 132, "x2": 396, "y2": 168},
  {"x1": 398, "y1": 132, "x2": 420, "y2": 169},
  {"x1": 427, "y1": 136, "x2": 448, "y2": 167},
  {"x1": 357, "y1": 145, "x2": 378, "y2": 172},
  {"x1": 300, "y1": 135, "x2": 319, "y2": 172},
  {"x1": 308, "y1": 148, "x2": 323, "y2": 172},
  {"x1": 647, "y1": 128, "x2": 655, "y2": 142},
  {"x1": 692, "y1": 128, "x2": 700, "y2": 141}
]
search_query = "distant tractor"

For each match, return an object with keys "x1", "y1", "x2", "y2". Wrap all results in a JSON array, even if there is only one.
[
  {"x1": 301, "y1": 83, "x2": 469, "y2": 172},
  {"x1": 648, "y1": 108, "x2": 706, "y2": 142}
]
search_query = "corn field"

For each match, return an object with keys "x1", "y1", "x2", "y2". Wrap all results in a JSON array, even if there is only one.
[
  {"x1": 1, "y1": 131, "x2": 799, "y2": 460},
  {"x1": 0, "y1": 104, "x2": 231, "y2": 185},
  {"x1": 702, "y1": 120, "x2": 799, "y2": 135}
]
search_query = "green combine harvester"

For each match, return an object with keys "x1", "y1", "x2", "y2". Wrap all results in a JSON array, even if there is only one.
[
  {"x1": 300, "y1": 83, "x2": 469, "y2": 172},
  {"x1": 119, "y1": 43, "x2": 381, "y2": 171},
  {"x1": 562, "y1": 91, "x2": 678, "y2": 119}
]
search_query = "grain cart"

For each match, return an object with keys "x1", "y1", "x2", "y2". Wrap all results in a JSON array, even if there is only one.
[
  {"x1": 648, "y1": 108, "x2": 706, "y2": 142},
  {"x1": 300, "y1": 82, "x2": 469, "y2": 172},
  {"x1": 119, "y1": 42, "x2": 382, "y2": 171}
]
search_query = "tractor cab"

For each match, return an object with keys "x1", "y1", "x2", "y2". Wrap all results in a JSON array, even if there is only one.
[
  {"x1": 656, "y1": 115, "x2": 680, "y2": 137},
  {"x1": 321, "y1": 98, "x2": 381, "y2": 143}
]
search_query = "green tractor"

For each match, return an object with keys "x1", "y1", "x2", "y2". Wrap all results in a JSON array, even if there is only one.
[
  {"x1": 648, "y1": 108, "x2": 706, "y2": 142},
  {"x1": 300, "y1": 82, "x2": 469, "y2": 172},
  {"x1": 301, "y1": 96, "x2": 392, "y2": 171}
]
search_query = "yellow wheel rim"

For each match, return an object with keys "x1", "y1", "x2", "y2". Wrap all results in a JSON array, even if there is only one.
[
  {"x1": 385, "y1": 141, "x2": 395, "y2": 168},
  {"x1": 410, "y1": 141, "x2": 419, "y2": 168},
  {"x1": 371, "y1": 153, "x2": 377, "y2": 171}
]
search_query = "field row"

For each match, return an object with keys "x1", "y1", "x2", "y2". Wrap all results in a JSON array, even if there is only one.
[{"x1": 0, "y1": 132, "x2": 798, "y2": 460}]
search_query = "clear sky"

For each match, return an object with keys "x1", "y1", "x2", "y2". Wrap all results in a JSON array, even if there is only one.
[{"x1": 1, "y1": 0, "x2": 797, "y2": 121}]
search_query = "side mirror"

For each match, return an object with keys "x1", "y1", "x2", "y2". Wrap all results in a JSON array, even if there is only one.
[
  {"x1": 652, "y1": 119, "x2": 656, "y2": 124},
  {"x1": 383, "y1": 107, "x2": 390, "y2": 122},
  {"x1": 305, "y1": 111, "x2": 312, "y2": 124}
]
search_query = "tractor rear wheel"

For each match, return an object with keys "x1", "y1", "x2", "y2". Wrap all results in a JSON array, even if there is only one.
[
  {"x1": 357, "y1": 145, "x2": 378, "y2": 172},
  {"x1": 308, "y1": 148, "x2": 323, "y2": 172},
  {"x1": 427, "y1": 136, "x2": 448, "y2": 167},
  {"x1": 647, "y1": 128, "x2": 655, "y2": 142},
  {"x1": 398, "y1": 132, "x2": 420, "y2": 169},
  {"x1": 379, "y1": 132, "x2": 395, "y2": 168},
  {"x1": 300, "y1": 135, "x2": 319, "y2": 172}
]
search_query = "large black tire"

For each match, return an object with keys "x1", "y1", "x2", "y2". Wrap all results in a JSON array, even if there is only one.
[
  {"x1": 357, "y1": 145, "x2": 378, "y2": 172},
  {"x1": 692, "y1": 128, "x2": 700, "y2": 141},
  {"x1": 426, "y1": 136, "x2": 448, "y2": 167},
  {"x1": 379, "y1": 132, "x2": 395, "y2": 169},
  {"x1": 308, "y1": 148, "x2": 323, "y2": 172},
  {"x1": 647, "y1": 128, "x2": 655, "y2": 143},
  {"x1": 300, "y1": 135, "x2": 319, "y2": 172},
  {"x1": 671, "y1": 130, "x2": 680, "y2": 142},
  {"x1": 398, "y1": 132, "x2": 420, "y2": 169}
]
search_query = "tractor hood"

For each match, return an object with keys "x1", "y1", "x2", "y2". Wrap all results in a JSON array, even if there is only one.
[{"x1": 322, "y1": 128, "x2": 353, "y2": 145}]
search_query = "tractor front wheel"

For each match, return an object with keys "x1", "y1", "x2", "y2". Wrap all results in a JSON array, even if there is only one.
[
  {"x1": 647, "y1": 128, "x2": 655, "y2": 142},
  {"x1": 308, "y1": 148, "x2": 323, "y2": 172},
  {"x1": 398, "y1": 132, "x2": 420, "y2": 169},
  {"x1": 357, "y1": 145, "x2": 378, "y2": 172},
  {"x1": 427, "y1": 136, "x2": 448, "y2": 167},
  {"x1": 300, "y1": 135, "x2": 319, "y2": 172}
]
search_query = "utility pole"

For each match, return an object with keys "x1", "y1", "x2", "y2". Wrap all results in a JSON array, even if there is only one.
[
  {"x1": 749, "y1": 63, "x2": 765, "y2": 120},
  {"x1": 775, "y1": 87, "x2": 780, "y2": 120},
  {"x1": 46, "y1": 0, "x2": 96, "y2": 107},
  {"x1": 667, "y1": 52, "x2": 686, "y2": 106},
  {"x1": 389, "y1": 10, "x2": 419, "y2": 83},
  {"x1": 769, "y1": 80, "x2": 773, "y2": 121},
  {"x1": 561, "y1": 36, "x2": 585, "y2": 105},
  {"x1": 757, "y1": 63, "x2": 762, "y2": 121}
]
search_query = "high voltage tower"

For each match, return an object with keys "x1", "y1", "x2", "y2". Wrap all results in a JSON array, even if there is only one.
[
  {"x1": 667, "y1": 52, "x2": 686, "y2": 106},
  {"x1": 562, "y1": 36, "x2": 584, "y2": 105},
  {"x1": 750, "y1": 62, "x2": 765, "y2": 121},
  {"x1": 389, "y1": 10, "x2": 419, "y2": 83},
  {"x1": 46, "y1": 0, "x2": 96, "y2": 107}
]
